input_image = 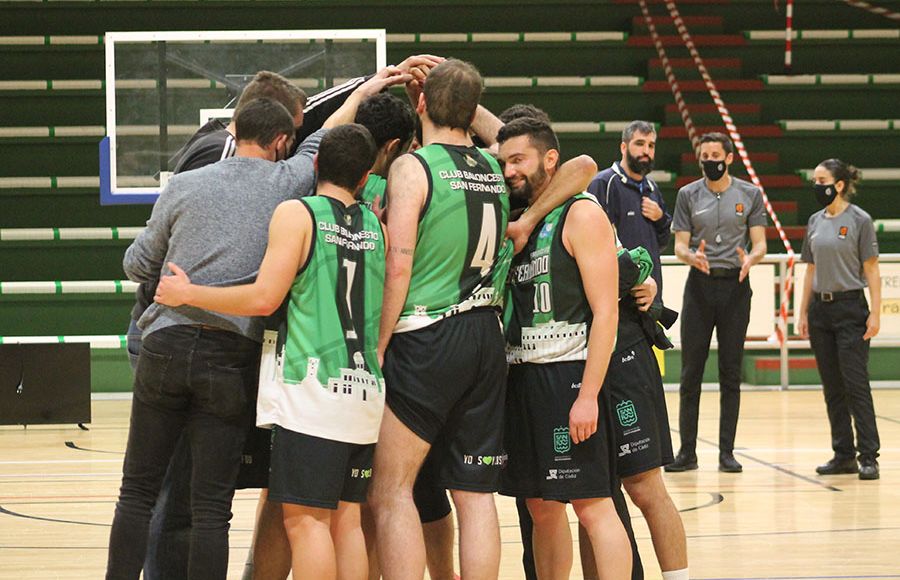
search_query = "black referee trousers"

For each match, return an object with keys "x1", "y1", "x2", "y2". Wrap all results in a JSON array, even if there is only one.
[
  {"x1": 678, "y1": 268, "x2": 751, "y2": 454},
  {"x1": 808, "y1": 295, "x2": 880, "y2": 460}
]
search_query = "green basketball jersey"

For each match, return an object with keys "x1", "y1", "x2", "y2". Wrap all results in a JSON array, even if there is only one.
[
  {"x1": 359, "y1": 173, "x2": 386, "y2": 212},
  {"x1": 265, "y1": 195, "x2": 386, "y2": 444},
  {"x1": 396, "y1": 144, "x2": 511, "y2": 333},
  {"x1": 505, "y1": 194, "x2": 598, "y2": 364}
]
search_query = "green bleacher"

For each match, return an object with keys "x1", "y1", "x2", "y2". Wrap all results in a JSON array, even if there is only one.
[{"x1": 1, "y1": 0, "x2": 898, "y2": 390}]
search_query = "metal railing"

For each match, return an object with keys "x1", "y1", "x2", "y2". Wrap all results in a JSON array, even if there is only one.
[{"x1": 659, "y1": 252, "x2": 900, "y2": 388}]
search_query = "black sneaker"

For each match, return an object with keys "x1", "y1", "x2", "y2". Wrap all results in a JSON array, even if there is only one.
[
  {"x1": 664, "y1": 452, "x2": 698, "y2": 472},
  {"x1": 718, "y1": 453, "x2": 743, "y2": 473},
  {"x1": 815, "y1": 456, "x2": 858, "y2": 475},
  {"x1": 858, "y1": 458, "x2": 880, "y2": 480}
]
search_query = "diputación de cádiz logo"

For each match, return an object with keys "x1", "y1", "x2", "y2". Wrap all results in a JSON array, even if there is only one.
[
  {"x1": 616, "y1": 399, "x2": 638, "y2": 427},
  {"x1": 553, "y1": 426, "x2": 571, "y2": 454}
]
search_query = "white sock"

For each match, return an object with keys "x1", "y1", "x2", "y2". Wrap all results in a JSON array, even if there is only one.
[{"x1": 662, "y1": 568, "x2": 690, "y2": 580}]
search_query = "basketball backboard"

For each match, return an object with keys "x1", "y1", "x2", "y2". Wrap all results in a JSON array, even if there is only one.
[{"x1": 101, "y1": 29, "x2": 386, "y2": 204}]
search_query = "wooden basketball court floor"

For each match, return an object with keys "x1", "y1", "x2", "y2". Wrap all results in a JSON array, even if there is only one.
[{"x1": 1, "y1": 389, "x2": 898, "y2": 579}]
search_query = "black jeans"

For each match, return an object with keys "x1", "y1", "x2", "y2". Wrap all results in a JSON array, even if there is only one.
[
  {"x1": 808, "y1": 296, "x2": 880, "y2": 460},
  {"x1": 127, "y1": 317, "x2": 193, "y2": 580},
  {"x1": 106, "y1": 325, "x2": 260, "y2": 580},
  {"x1": 678, "y1": 269, "x2": 751, "y2": 455}
]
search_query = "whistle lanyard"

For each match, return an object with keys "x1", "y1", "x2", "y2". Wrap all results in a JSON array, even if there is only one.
[{"x1": 715, "y1": 192, "x2": 722, "y2": 245}]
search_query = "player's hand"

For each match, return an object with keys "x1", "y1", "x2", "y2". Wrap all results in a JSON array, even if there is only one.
[
  {"x1": 405, "y1": 78, "x2": 423, "y2": 107},
  {"x1": 692, "y1": 239, "x2": 710, "y2": 274},
  {"x1": 630, "y1": 276, "x2": 657, "y2": 311},
  {"x1": 396, "y1": 54, "x2": 444, "y2": 79},
  {"x1": 796, "y1": 314, "x2": 809, "y2": 339},
  {"x1": 863, "y1": 312, "x2": 880, "y2": 340},
  {"x1": 377, "y1": 335, "x2": 392, "y2": 368},
  {"x1": 358, "y1": 66, "x2": 414, "y2": 97},
  {"x1": 737, "y1": 247, "x2": 752, "y2": 282},
  {"x1": 569, "y1": 395, "x2": 599, "y2": 444},
  {"x1": 154, "y1": 262, "x2": 192, "y2": 307},
  {"x1": 506, "y1": 218, "x2": 534, "y2": 255},
  {"x1": 641, "y1": 197, "x2": 663, "y2": 221},
  {"x1": 398, "y1": 55, "x2": 443, "y2": 105}
]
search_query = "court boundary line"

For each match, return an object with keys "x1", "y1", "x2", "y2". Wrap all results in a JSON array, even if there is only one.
[{"x1": 674, "y1": 430, "x2": 843, "y2": 491}]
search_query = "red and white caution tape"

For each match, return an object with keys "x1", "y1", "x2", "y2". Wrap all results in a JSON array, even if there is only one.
[
  {"x1": 785, "y1": 0, "x2": 794, "y2": 71},
  {"x1": 637, "y1": 0, "x2": 700, "y2": 155},
  {"x1": 841, "y1": 0, "x2": 900, "y2": 21},
  {"x1": 664, "y1": 0, "x2": 796, "y2": 345}
]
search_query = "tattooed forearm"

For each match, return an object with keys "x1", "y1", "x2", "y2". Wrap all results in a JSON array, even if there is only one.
[{"x1": 389, "y1": 247, "x2": 415, "y2": 256}]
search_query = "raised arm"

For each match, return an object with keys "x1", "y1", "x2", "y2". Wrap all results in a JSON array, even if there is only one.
[
  {"x1": 322, "y1": 67, "x2": 413, "y2": 129},
  {"x1": 469, "y1": 105, "x2": 505, "y2": 147},
  {"x1": 153, "y1": 200, "x2": 312, "y2": 316},
  {"x1": 563, "y1": 199, "x2": 618, "y2": 444},
  {"x1": 397, "y1": 54, "x2": 445, "y2": 108},
  {"x1": 377, "y1": 154, "x2": 428, "y2": 360}
]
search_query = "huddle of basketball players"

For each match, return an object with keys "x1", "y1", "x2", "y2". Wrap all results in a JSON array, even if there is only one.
[{"x1": 111, "y1": 54, "x2": 689, "y2": 580}]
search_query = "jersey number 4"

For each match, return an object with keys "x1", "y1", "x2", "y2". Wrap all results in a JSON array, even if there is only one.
[{"x1": 470, "y1": 203, "x2": 497, "y2": 276}]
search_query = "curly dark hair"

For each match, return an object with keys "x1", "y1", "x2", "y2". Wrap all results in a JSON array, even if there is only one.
[{"x1": 354, "y1": 92, "x2": 415, "y2": 150}]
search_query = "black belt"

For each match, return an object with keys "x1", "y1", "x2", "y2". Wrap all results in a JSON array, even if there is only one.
[
  {"x1": 815, "y1": 289, "x2": 863, "y2": 303},
  {"x1": 708, "y1": 267, "x2": 741, "y2": 278}
]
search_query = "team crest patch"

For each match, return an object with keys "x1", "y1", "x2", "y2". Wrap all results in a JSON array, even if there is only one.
[
  {"x1": 553, "y1": 427, "x2": 571, "y2": 454},
  {"x1": 735, "y1": 202, "x2": 744, "y2": 216},
  {"x1": 464, "y1": 154, "x2": 478, "y2": 168},
  {"x1": 344, "y1": 214, "x2": 353, "y2": 225},
  {"x1": 616, "y1": 399, "x2": 638, "y2": 427},
  {"x1": 838, "y1": 226, "x2": 848, "y2": 240},
  {"x1": 539, "y1": 222, "x2": 554, "y2": 238}
]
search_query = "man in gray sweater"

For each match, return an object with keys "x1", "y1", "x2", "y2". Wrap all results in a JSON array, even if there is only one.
[{"x1": 106, "y1": 68, "x2": 410, "y2": 580}]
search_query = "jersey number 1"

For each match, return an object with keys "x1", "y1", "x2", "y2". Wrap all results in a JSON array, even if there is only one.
[{"x1": 343, "y1": 258, "x2": 358, "y2": 340}]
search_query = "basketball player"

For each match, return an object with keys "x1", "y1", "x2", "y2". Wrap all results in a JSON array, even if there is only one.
[
  {"x1": 367, "y1": 59, "x2": 512, "y2": 580},
  {"x1": 356, "y1": 92, "x2": 417, "y2": 212},
  {"x1": 498, "y1": 116, "x2": 631, "y2": 580},
  {"x1": 155, "y1": 123, "x2": 386, "y2": 580},
  {"x1": 111, "y1": 67, "x2": 411, "y2": 580}
]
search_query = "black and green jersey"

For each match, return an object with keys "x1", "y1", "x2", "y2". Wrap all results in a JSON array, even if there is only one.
[
  {"x1": 396, "y1": 143, "x2": 511, "y2": 333},
  {"x1": 267, "y1": 195, "x2": 386, "y2": 444},
  {"x1": 359, "y1": 173, "x2": 386, "y2": 212},
  {"x1": 505, "y1": 194, "x2": 598, "y2": 364}
]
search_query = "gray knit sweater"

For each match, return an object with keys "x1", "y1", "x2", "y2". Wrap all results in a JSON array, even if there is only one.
[{"x1": 123, "y1": 128, "x2": 326, "y2": 342}]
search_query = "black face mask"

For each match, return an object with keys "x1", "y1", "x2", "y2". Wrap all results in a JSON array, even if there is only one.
[
  {"x1": 701, "y1": 159, "x2": 727, "y2": 182},
  {"x1": 814, "y1": 183, "x2": 838, "y2": 207}
]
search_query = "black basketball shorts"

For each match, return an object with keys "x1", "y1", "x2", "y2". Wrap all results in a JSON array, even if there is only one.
[
  {"x1": 501, "y1": 361, "x2": 617, "y2": 501},
  {"x1": 607, "y1": 339, "x2": 674, "y2": 477},
  {"x1": 268, "y1": 426, "x2": 374, "y2": 509},
  {"x1": 384, "y1": 308, "x2": 508, "y2": 493}
]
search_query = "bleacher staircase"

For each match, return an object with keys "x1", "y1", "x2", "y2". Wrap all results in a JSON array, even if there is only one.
[{"x1": 1, "y1": 0, "x2": 898, "y2": 390}]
